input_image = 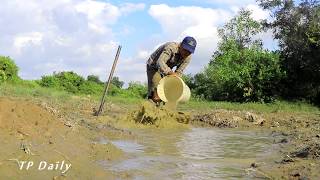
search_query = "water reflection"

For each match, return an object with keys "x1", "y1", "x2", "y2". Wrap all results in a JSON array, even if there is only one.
[
  {"x1": 177, "y1": 128, "x2": 272, "y2": 160},
  {"x1": 100, "y1": 128, "x2": 276, "y2": 179}
]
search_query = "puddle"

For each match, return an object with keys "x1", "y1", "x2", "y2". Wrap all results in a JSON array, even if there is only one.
[
  {"x1": 111, "y1": 140, "x2": 145, "y2": 153},
  {"x1": 93, "y1": 137, "x2": 144, "y2": 153},
  {"x1": 99, "y1": 128, "x2": 279, "y2": 179}
]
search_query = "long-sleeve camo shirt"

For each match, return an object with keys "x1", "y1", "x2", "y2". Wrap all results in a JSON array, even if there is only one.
[{"x1": 146, "y1": 42, "x2": 191, "y2": 76}]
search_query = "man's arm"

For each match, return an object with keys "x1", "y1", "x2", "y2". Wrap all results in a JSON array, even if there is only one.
[
  {"x1": 156, "y1": 46, "x2": 173, "y2": 75},
  {"x1": 175, "y1": 56, "x2": 191, "y2": 76}
]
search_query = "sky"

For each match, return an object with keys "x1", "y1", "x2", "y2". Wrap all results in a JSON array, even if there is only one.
[{"x1": 0, "y1": 0, "x2": 277, "y2": 84}]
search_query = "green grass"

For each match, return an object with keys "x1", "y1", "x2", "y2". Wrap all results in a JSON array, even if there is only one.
[
  {"x1": 0, "y1": 82, "x2": 71, "y2": 102},
  {"x1": 179, "y1": 99, "x2": 319, "y2": 113},
  {"x1": 0, "y1": 82, "x2": 319, "y2": 114}
]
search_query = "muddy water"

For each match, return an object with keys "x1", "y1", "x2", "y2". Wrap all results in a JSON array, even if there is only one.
[{"x1": 99, "y1": 128, "x2": 279, "y2": 179}]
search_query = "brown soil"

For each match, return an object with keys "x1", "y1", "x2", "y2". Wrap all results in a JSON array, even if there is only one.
[{"x1": 0, "y1": 97, "x2": 128, "y2": 179}]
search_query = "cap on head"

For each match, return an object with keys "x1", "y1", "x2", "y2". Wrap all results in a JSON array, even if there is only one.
[{"x1": 181, "y1": 36, "x2": 197, "y2": 54}]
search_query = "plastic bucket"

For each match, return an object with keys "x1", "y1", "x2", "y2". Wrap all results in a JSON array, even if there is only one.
[{"x1": 157, "y1": 76, "x2": 191, "y2": 104}]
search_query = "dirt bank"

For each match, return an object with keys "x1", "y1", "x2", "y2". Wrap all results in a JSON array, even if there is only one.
[
  {"x1": 0, "y1": 97, "x2": 129, "y2": 179},
  {"x1": 192, "y1": 109, "x2": 320, "y2": 179}
]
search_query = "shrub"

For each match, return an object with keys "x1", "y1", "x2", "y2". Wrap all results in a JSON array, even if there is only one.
[
  {"x1": 38, "y1": 71, "x2": 85, "y2": 93},
  {"x1": 204, "y1": 42, "x2": 284, "y2": 102},
  {"x1": 38, "y1": 75, "x2": 60, "y2": 88},
  {"x1": 87, "y1": 75, "x2": 103, "y2": 85},
  {"x1": 0, "y1": 56, "x2": 19, "y2": 83},
  {"x1": 79, "y1": 81, "x2": 103, "y2": 95},
  {"x1": 126, "y1": 81, "x2": 148, "y2": 98},
  {"x1": 111, "y1": 76, "x2": 124, "y2": 88}
]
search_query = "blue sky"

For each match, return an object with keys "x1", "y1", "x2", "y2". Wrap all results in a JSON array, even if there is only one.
[{"x1": 0, "y1": 0, "x2": 277, "y2": 84}]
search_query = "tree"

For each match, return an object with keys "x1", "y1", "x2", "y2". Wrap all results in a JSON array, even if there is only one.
[
  {"x1": 87, "y1": 75, "x2": 103, "y2": 84},
  {"x1": 111, "y1": 76, "x2": 124, "y2": 88},
  {"x1": 257, "y1": 0, "x2": 320, "y2": 103},
  {"x1": 0, "y1": 56, "x2": 20, "y2": 83},
  {"x1": 218, "y1": 9, "x2": 262, "y2": 49},
  {"x1": 195, "y1": 9, "x2": 284, "y2": 102}
]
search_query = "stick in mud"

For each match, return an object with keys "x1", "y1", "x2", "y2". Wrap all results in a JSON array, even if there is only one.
[{"x1": 95, "y1": 45, "x2": 122, "y2": 116}]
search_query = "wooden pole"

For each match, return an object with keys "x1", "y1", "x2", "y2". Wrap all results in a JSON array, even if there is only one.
[{"x1": 95, "y1": 45, "x2": 122, "y2": 116}]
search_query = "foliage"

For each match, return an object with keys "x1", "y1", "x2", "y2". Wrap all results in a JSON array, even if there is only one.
[
  {"x1": 39, "y1": 75, "x2": 60, "y2": 89},
  {"x1": 218, "y1": 9, "x2": 262, "y2": 48},
  {"x1": 206, "y1": 42, "x2": 284, "y2": 102},
  {"x1": 191, "y1": 9, "x2": 285, "y2": 102},
  {"x1": 0, "y1": 56, "x2": 20, "y2": 83},
  {"x1": 111, "y1": 76, "x2": 124, "y2": 88},
  {"x1": 87, "y1": 75, "x2": 103, "y2": 85},
  {"x1": 79, "y1": 81, "x2": 104, "y2": 95},
  {"x1": 126, "y1": 81, "x2": 148, "y2": 98},
  {"x1": 38, "y1": 71, "x2": 85, "y2": 93},
  {"x1": 257, "y1": 0, "x2": 320, "y2": 103},
  {"x1": 38, "y1": 72, "x2": 147, "y2": 98}
]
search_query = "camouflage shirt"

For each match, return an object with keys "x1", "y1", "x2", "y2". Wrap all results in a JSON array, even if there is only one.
[{"x1": 146, "y1": 42, "x2": 191, "y2": 76}]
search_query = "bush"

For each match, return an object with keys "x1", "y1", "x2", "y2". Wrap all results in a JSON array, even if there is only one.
[
  {"x1": 55, "y1": 72, "x2": 85, "y2": 93},
  {"x1": 203, "y1": 41, "x2": 284, "y2": 102},
  {"x1": 126, "y1": 81, "x2": 147, "y2": 98},
  {"x1": 79, "y1": 81, "x2": 103, "y2": 95},
  {"x1": 0, "y1": 56, "x2": 19, "y2": 83},
  {"x1": 111, "y1": 76, "x2": 124, "y2": 88},
  {"x1": 38, "y1": 71, "x2": 85, "y2": 93},
  {"x1": 39, "y1": 75, "x2": 60, "y2": 88},
  {"x1": 87, "y1": 75, "x2": 103, "y2": 85}
]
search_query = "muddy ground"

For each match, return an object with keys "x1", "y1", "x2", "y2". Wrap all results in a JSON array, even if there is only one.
[
  {"x1": 0, "y1": 96, "x2": 319, "y2": 179},
  {"x1": 192, "y1": 109, "x2": 320, "y2": 179}
]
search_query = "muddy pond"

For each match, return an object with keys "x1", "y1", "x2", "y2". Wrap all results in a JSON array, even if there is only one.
[{"x1": 97, "y1": 127, "x2": 280, "y2": 179}]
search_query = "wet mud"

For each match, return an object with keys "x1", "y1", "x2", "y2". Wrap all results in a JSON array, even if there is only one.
[
  {"x1": 192, "y1": 109, "x2": 320, "y2": 179},
  {"x1": 104, "y1": 101, "x2": 191, "y2": 129}
]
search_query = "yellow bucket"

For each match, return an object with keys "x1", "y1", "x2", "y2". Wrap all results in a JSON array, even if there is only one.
[{"x1": 157, "y1": 76, "x2": 191, "y2": 106}]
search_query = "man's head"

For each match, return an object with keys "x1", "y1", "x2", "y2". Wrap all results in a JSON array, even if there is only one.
[{"x1": 180, "y1": 36, "x2": 197, "y2": 58}]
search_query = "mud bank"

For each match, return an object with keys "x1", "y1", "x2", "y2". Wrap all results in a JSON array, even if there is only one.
[
  {"x1": 103, "y1": 101, "x2": 191, "y2": 129},
  {"x1": 0, "y1": 97, "x2": 129, "y2": 179},
  {"x1": 192, "y1": 109, "x2": 320, "y2": 179}
]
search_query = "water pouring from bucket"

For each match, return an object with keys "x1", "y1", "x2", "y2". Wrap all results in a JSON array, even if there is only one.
[{"x1": 157, "y1": 76, "x2": 191, "y2": 109}]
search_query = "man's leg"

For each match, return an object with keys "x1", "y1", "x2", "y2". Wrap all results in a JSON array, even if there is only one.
[
  {"x1": 151, "y1": 71, "x2": 162, "y2": 102},
  {"x1": 146, "y1": 66, "x2": 162, "y2": 102},
  {"x1": 147, "y1": 66, "x2": 155, "y2": 99}
]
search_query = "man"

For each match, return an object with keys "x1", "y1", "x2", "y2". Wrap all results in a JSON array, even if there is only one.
[{"x1": 146, "y1": 36, "x2": 197, "y2": 103}]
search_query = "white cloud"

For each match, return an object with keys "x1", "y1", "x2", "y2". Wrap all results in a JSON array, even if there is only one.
[
  {"x1": 231, "y1": 4, "x2": 270, "y2": 21},
  {"x1": 0, "y1": 0, "x2": 144, "y2": 81},
  {"x1": 75, "y1": 0, "x2": 121, "y2": 34},
  {"x1": 120, "y1": 3, "x2": 146, "y2": 15},
  {"x1": 204, "y1": 0, "x2": 256, "y2": 6},
  {"x1": 13, "y1": 32, "x2": 43, "y2": 54}
]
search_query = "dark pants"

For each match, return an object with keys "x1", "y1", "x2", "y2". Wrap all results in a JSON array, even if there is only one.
[{"x1": 146, "y1": 65, "x2": 162, "y2": 98}]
